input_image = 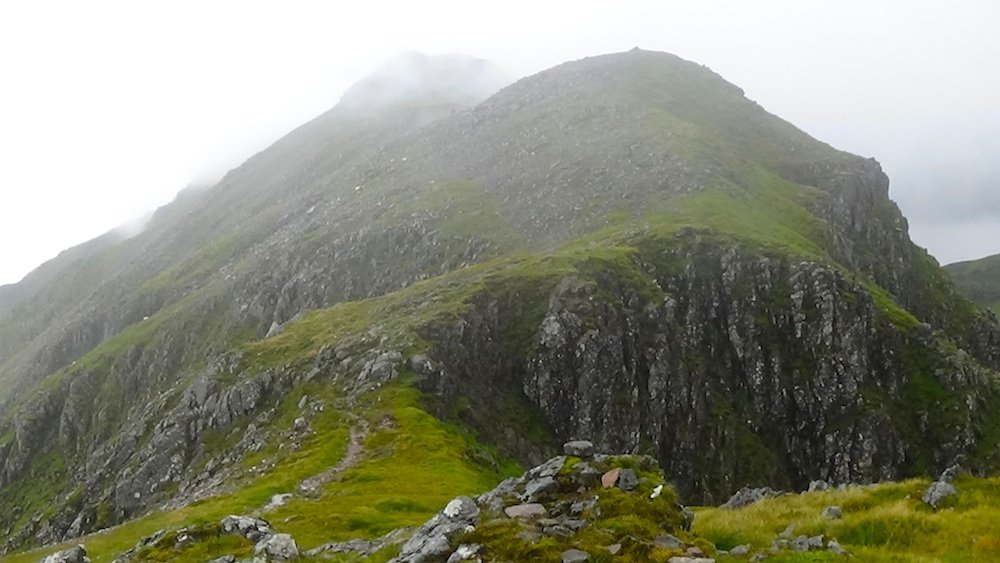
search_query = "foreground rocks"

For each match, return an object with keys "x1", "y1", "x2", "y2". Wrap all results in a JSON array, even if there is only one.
[
  {"x1": 108, "y1": 515, "x2": 298, "y2": 562},
  {"x1": 389, "y1": 444, "x2": 708, "y2": 562},
  {"x1": 390, "y1": 496, "x2": 480, "y2": 563},
  {"x1": 922, "y1": 480, "x2": 957, "y2": 509}
]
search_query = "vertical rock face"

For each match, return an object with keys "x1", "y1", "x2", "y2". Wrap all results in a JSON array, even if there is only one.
[{"x1": 428, "y1": 232, "x2": 1000, "y2": 503}]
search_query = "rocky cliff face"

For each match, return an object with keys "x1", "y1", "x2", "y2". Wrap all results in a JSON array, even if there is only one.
[
  {"x1": 1, "y1": 49, "x2": 999, "y2": 555},
  {"x1": 423, "y1": 234, "x2": 1000, "y2": 504}
]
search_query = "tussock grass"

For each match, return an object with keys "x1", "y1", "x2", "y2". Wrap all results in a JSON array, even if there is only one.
[{"x1": 696, "y1": 476, "x2": 1000, "y2": 562}]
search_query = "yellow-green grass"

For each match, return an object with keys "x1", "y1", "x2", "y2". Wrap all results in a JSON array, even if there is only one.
[
  {"x1": 263, "y1": 385, "x2": 521, "y2": 549},
  {"x1": 4, "y1": 384, "x2": 517, "y2": 563},
  {"x1": 695, "y1": 476, "x2": 1000, "y2": 562}
]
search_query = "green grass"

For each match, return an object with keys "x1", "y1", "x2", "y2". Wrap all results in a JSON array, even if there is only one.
[
  {"x1": 4, "y1": 383, "x2": 516, "y2": 563},
  {"x1": 264, "y1": 385, "x2": 520, "y2": 548},
  {"x1": 945, "y1": 252, "x2": 1000, "y2": 306},
  {"x1": 696, "y1": 475, "x2": 1000, "y2": 562},
  {"x1": 377, "y1": 180, "x2": 522, "y2": 246}
]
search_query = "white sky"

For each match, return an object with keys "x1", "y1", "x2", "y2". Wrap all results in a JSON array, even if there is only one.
[{"x1": 1, "y1": 0, "x2": 999, "y2": 284}]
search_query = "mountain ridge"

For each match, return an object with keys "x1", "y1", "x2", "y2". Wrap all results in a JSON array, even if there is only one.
[
  {"x1": 946, "y1": 252, "x2": 1000, "y2": 315},
  {"x1": 1, "y1": 49, "x2": 999, "y2": 560}
]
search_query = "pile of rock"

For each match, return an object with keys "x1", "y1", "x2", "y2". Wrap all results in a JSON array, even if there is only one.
[
  {"x1": 218, "y1": 515, "x2": 300, "y2": 561},
  {"x1": 107, "y1": 515, "x2": 300, "y2": 563},
  {"x1": 389, "y1": 440, "x2": 710, "y2": 563},
  {"x1": 720, "y1": 524, "x2": 848, "y2": 561}
]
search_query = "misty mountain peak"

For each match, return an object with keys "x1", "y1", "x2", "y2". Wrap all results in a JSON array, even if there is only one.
[{"x1": 337, "y1": 51, "x2": 512, "y2": 112}]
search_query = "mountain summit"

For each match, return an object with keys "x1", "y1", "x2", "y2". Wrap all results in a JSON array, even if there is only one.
[
  {"x1": 1, "y1": 50, "x2": 999, "y2": 560},
  {"x1": 337, "y1": 51, "x2": 512, "y2": 111}
]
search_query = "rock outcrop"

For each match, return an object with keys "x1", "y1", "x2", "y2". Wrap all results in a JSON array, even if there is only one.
[
  {"x1": 391, "y1": 448, "x2": 704, "y2": 562},
  {"x1": 426, "y1": 235, "x2": 1000, "y2": 503},
  {"x1": 40, "y1": 545, "x2": 90, "y2": 563}
]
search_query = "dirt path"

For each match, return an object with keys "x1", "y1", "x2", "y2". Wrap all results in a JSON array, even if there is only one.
[{"x1": 294, "y1": 416, "x2": 370, "y2": 498}]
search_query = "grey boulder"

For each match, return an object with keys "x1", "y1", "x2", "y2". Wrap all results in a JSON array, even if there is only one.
[
  {"x1": 40, "y1": 546, "x2": 90, "y2": 563},
  {"x1": 822, "y1": 505, "x2": 842, "y2": 519},
  {"x1": 563, "y1": 440, "x2": 596, "y2": 458},
  {"x1": 617, "y1": 468, "x2": 639, "y2": 492},
  {"x1": 253, "y1": 533, "x2": 299, "y2": 561},
  {"x1": 721, "y1": 486, "x2": 780, "y2": 509},
  {"x1": 390, "y1": 496, "x2": 479, "y2": 563},
  {"x1": 504, "y1": 503, "x2": 548, "y2": 519},
  {"x1": 561, "y1": 549, "x2": 591, "y2": 562},
  {"x1": 922, "y1": 481, "x2": 957, "y2": 509},
  {"x1": 221, "y1": 515, "x2": 273, "y2": 541}
]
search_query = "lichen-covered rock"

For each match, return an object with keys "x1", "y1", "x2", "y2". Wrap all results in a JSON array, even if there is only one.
[
  {"x1": 617, "y1": 468, "x2": 639, "y2": 492},
  {"x1": 721, "y1": 486, "x2": 781, "y2": 509},
  {"x1": 504, "y1": 503, "x2": 547, "y2": 519},
  {"x1": 446, "y1": 544, "x2": 482, "y2": 562},
  {"x1": 306, "y1": 528, "x2": 412, "y2": 558},
  {"x1": 563, "y1": 441, "x2": 595, "y2": 458},
  {"x1": 40, "y1": 545, "x2": 90, "y2": 563},
  {"x1": 220, "y1": 515, "x2": 273, "y2": 542},
  {"x1": 390, "y1": 496, "x2": 479, "y2": 563},
  {"x1": 560, "y1": 549, "x2": 590, "y2": 562},
  {"x1": 808, "y1": 480, "x2": 830, "y2": 492},
  {"x1": 253, "y1": 533, "x2": 299, "y2": 561},
  {"x1": 522, "y1": 476, "x2": 559, "y2": 502},
  {"x1": 654, "y1": 534, "x2": 685, "y2": 549},
  {"x1": 939, "y1": 464, "x2": 964, "y2": 483},
  {"x1": 922, "y1": 481, "x2": 958, "y2": 509}
]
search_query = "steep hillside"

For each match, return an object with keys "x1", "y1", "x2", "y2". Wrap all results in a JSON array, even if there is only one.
[
  {"x1": 946, "y1": 252, "x2": 1000, "y2": 314},
  {"x1": 1, "y1": 49, "x2": 999, "y2": 560}
]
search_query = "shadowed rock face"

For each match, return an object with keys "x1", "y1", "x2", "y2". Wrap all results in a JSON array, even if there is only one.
[
  {"x1": 1, "y1": 49, "x2": 1000, "y2": 551},
  {"x1": 426, "y1": 234, "x2": 1000, "y2": 503}
]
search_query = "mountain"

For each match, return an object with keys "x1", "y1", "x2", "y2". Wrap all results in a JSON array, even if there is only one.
[
  {"x1": 946, "y1": 253, "x2": 1000, "y2": 314},
  {"x1": 2, "y1": 49, "x2": 1000, "y2": 561}
]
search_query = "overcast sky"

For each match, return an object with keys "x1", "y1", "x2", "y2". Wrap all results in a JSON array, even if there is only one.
[{"x1": 1, "y1": 0, "x2": 998, "y2": 284}]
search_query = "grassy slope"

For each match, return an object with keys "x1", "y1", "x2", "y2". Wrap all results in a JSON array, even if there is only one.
[
  {"x1": 6, "y1": 384, "x2": 517, "y2": 563},
  {"x1": 696, "y1": 475, "x2": 1000, "y2": 562},
  {"x1": 3, "y1": 170, "x2": 995, "y2": 561},
  {"x1": 945, "y1": 253, "x2": 1000, "y2": 313}
]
